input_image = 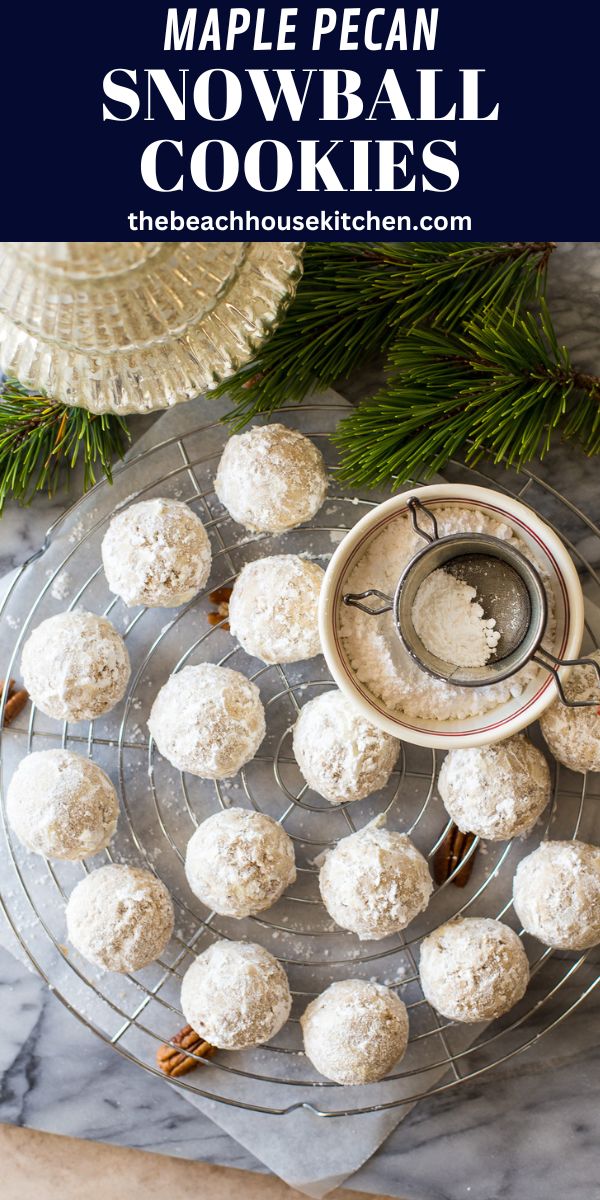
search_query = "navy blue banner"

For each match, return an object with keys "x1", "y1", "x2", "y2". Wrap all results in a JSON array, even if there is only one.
[{"x1": 1, "y1": 1, "x2": 598, "y2": 238}]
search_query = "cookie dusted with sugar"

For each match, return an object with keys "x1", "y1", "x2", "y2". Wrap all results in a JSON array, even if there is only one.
[
  {"x1": 228, "y1": 554, "x2": 324, "y2": 664},
  {"x1": 214, "y1": 423, "x2": 328, "y2": 533},
  {"x1": 66, "y1": 864, "x2": 174, "y2": 972},
  {"x1": 293, "y1": 688, "x2": 399, "y2": 805},
  {"x1": 102, "y1": 498, "x2": 212, "y2": 608},
  {"x1": 319, "y1": 818, "x2": 433, "y2": 940},
  {"x1": 180, "y1": 940, "x2": 291, "y2": 1050},
  {"x1": 185, "y1": 807, "x2": 296, "y2": 917},
  {"x1": 301, "y1": 980, "x2": 409, "y2": 1085},
  {"x1": 148, "y1": 663, "x2": 266, "y2": 779},
  {"x1": 438, "y1": 735, "x2": 551, "y2": 841},
  {"x1": 6, "y1": 749, "x2": 119, "y2": 860},
  {"x1": 419, "y1": 917, "x2": 530, "y2": 1022},
  {"x1": 21, "y1": 610, "x2": 130, "y2": 721},
  {"x1": 513, "y1": 840, "x2": 600, "y2": 950},
  {"x1": 539, "y1": 650, "x2": 600, "y2": 773}
]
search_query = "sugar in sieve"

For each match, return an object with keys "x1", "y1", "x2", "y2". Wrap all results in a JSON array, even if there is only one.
[{"x1": 343, "y1": 497, "x2": 600, "y2": 705}]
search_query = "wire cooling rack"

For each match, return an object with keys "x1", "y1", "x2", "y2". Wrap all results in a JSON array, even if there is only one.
[{"x1": 0, "y1": 399, "x2": 599, "y2": 1119}]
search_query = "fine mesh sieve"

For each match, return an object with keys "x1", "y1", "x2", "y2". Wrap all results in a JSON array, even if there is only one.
[{"x1": 343, "y1": 497, "x2": 600, "y2": 703}]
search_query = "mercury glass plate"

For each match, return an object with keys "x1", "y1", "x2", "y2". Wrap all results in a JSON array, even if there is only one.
[{"x1": 0, "y1": 241, "x2": 303, "y2": 414}]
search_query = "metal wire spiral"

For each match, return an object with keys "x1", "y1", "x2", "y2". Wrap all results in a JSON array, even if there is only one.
[{"x1": 0, "y1": 401, "x2": 598, "y2": 1118}]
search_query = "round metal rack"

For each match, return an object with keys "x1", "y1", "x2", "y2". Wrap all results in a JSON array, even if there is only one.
[{"x1": 0, "y1": 402, "x2": 598, "y2": 1118}]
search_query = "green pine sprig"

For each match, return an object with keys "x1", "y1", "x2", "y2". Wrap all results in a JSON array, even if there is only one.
[
  {"x1": 212, "y1": 241, "x2": 554, "y2": 426},
  {"x1": 0, "y1": 379, "x2": 130, "y2": 513},
  {"x1": 334, "y1": 301, "x2": 600, "y2": 487}
]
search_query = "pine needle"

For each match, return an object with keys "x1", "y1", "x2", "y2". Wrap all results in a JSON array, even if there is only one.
[
  {"x1": 334, "y1": 301, "x2": 600, "y2": 487},
  {"x1": 0, "y1": 379, "x2": 130, "y2": 513},
  {"x1": 212, "y1": 241, "x2": 554, "y2": 425}
]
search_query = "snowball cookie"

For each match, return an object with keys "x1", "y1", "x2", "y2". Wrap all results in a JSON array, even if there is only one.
[
  {"x1": 102, "y1": 498, "x2": 211, "y2": 608},
  {"x1": 6, "y1": 749, "x2": 118, "y2": 860},
  {"x1": 185, "y1": 807, "x2": 296, "y2": 917},
  {"x1": 21, "y1": 610, "x2": 130, "y2": 721},
  {"x1": 319, "y1": 818, "x2": 433, "y2": 940},
  {"x1": 513, "y1": 839, "x2": 600, "y2": 950},
  {"x1": 66, "y1": 864, "x2": 174, "y2": 972},
  {"x1": 180, "y1": 939, "x2": 291, "y2": 1049},
  {"x1": 539, "y1": 650, "x2": 600, "y2": 773},
  {"x1": 229, "y1": 555, "x2": 324, "y2": 664},
  {"x1": 148, "y1": 663, "x2": 265, "y2": 779},
  {"x1": 438, "y1": 735, "x2": 551, "y2": 841},
  {"x1": 214, "y1": 423, "x2": 328, "y2": 534},
  {"x1": 420, "y1": 917, "x2": 529, "y2": 1023},
  {"x1": 293, "y1": 689, "x2": 399, "y2": 805},
  {"x1": 301, "y1": 979, "x2": 409, "y2": 1085}
]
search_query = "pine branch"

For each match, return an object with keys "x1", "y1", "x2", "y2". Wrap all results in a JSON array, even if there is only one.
[
  {"x1": 0, "y1": 379, "x2": 130, "y2": 513},
  {"x1": 212, "y1": 241, "x2": 554, "y2": 425},
  {"x1": 334, "y1": 301, "x2": 600, "y2": 487}
]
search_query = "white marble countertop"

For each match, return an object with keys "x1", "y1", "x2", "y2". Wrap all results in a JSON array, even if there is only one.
[{"x1": 1, "y1": 242, "x2": 599, "y2": 1199}]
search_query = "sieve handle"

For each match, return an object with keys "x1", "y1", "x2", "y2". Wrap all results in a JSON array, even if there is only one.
[
  {"x1": 342, "y1": 589, "x2": 393, "y2": 616},
  {"x1": 408, "y1": 496, "x2": 440, "y2": 544},
  {"x1": 532, "y1": 647, "x2": 600, "y2": 707}
]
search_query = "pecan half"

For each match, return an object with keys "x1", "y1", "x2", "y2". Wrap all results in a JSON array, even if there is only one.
[
  {"x1": 1, "y1": 679, "x2": 29, "y2": 727},
  {"x1": 433, "y1": 823, "x2": 478, "y2": 888},
  {"x1": 156, "y1": 1025, "x2": 216, "y2": 1077},
  {"x1": 207, "y1": 585, "x2": 232, "y2": 632}
]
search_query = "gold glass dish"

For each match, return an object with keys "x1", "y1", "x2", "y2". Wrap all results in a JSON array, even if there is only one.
[{"x1": 0, "y1": 241, "x2": 303, "y2": 414}]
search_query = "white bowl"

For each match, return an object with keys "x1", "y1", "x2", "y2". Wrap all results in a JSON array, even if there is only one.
[{"x1": 318, "y1": 483, "x2": 584, "y2": 749}]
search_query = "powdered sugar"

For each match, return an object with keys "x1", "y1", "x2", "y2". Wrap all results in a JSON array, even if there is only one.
[
  {"x1": 412, "y1": 567, "x2": 500, "y2": 667},
  {"x1": 49, "y1": 569, "x2": 72, "y2": 601},
  {"x1": 340, "y1": 504, "x2": 547, "y2": 721}
]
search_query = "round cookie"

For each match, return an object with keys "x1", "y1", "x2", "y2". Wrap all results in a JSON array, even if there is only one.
[
  {"x1": 66, "y1": 864, "x2": 174, "y2": 972},
  {"x1": 539, "y1": 650, "x2": 600, "y2": 773},
  {"x1": 21, "y1": 610, "x2": 130, "y2": 721},
  {"x1": 293, "y1": 689, "x2": 399, "y2": 805},
  {"x1": 301, "y1": 979, "x2": 409, "y2": 1084},
  {"x1": 438, "y1": 735, "x2": 551, "y2": 841},
  {"x1": 102, "y1": 498, "x2": 211, "y2": 607},
  {"x1": 180, "y1": 940, "x2": 291, "y2": 1049},
  {"x1": 215, "y1": 423, "x2": 328, "y2": 534},
  {"x1": 513, "y1": 839, "x2": 600, "y2": 949},
  {"x1": 319, "y1": 818, "x2": 433, "y2": 940},
  {"x1": 148, "y1": 663, "x2": 265, "y2": 779},
  {"x1": 6, "y1": 749, "x2": 118, "y2": 860},
  {"x1": 229, "y1": 555, "x2": 324, "y2": 664},
  {"x1": 419, "y1": 917, "x2": 530, "y2": 1023},
  {"x1": 185, "y1": 807, "x2": 296, "y2": 917}
]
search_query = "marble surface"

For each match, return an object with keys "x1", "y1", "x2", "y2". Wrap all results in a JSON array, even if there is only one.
[{"x1": 1, "y1": 242, "x2": 600, "y2": 1200}]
